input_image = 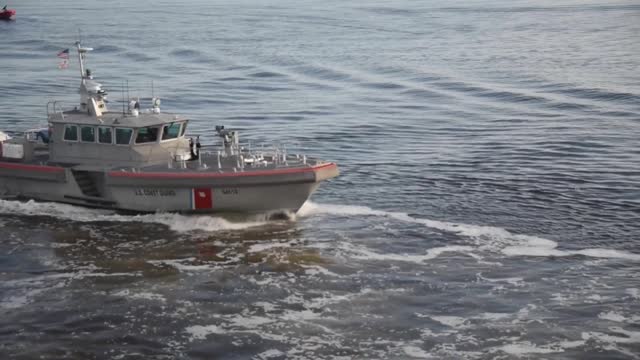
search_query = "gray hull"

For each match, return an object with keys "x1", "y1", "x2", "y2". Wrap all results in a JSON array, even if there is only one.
[{"x1": 0, "y1": 161, "x2": 338, "y2": 214}]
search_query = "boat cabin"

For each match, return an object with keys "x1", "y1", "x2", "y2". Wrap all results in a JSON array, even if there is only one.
[{"x1": 47, "y1": 110, "x2": 191, "y2": 167}]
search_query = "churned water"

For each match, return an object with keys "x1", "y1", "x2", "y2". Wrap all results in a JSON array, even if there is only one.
[{"x1": 1, "y1": 0, "x2": 639, "y2": 358}]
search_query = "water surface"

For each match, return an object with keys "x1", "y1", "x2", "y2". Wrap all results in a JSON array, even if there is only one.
[{"x1": 1, "y1": 0, "x2": 639, "y2": 358}]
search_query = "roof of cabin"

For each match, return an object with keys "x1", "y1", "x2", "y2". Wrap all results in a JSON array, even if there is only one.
[{"x1": 49, "y1": 110, "x2": 187, "y2": 128}]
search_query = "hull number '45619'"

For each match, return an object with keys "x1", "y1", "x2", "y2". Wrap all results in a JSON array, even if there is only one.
[{"x1": 134, "y1": 189, "x2": 176, "y2": 196}]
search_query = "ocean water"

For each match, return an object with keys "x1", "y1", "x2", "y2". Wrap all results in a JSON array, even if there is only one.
[{"x1": 1, "y1": 0, "x2": 639, "y2": 358}]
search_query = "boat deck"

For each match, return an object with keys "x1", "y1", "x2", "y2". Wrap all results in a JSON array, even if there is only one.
[
  {"x1": 111, "y1": 152, "x2": 323, "y2": 174},
  {"x1": 3, "y1": 146, "x2": 324, "y2": 175}
]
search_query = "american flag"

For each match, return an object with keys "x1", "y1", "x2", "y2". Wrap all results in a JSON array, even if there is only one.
[{"x1": 57, "y1": 48, "x2": 69, "y2": 59}]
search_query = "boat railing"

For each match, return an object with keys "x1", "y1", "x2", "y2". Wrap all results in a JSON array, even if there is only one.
[
  {"x1": 162, "y1": 137, "x2": 311, "y2": 172},
  {"x1": 46, "y1": 101, "x2": 65, "y2": 121}
]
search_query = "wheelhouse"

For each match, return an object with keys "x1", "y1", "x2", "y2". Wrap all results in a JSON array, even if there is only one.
[
  {"x1": 48, "y1": 110, "x2": 191, "y2": 167},
  {"x1": 59, "y1": 121, "x2": 188, "y2": 146}
]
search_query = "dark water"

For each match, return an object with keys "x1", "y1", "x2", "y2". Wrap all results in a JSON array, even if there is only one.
[{"x1": 1, "y1": 0, "x2": 640, "y2": 358}]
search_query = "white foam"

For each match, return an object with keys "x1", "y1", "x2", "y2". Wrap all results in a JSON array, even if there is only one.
[
  {"x1": 114, "y1": 290, "x2": 166, "y2": 302},
  {"x1": 340, "y1": 242, "x2": 474, "y2": 264},
  {"x1": 558, "y1": 340, "x2": 586, "y2": 349},
  {"x1": 280, "y1": 308, "x2": 325, "y2": 322},
  {"x1": 300, "y1": 202, "x2": 550, "y2": 245},
  {"x1": 148, "y1": 258, "x2": 217, "y2": 271},
  {"x1": 626, "y1": 288, "x2": 640, "y2": 299},
  {"x1": 599, "y1": 311, "x2": 627, "y2": 323},
  {"x1": 253, "y1": 301, "x2": 278, "y2": 312},
  {"x1": 419, "y1": 328, "x2": 440, "y2": 338},
  {"x1": 228, "y1": 315, "x2": 274, "y2": 327},
  {"x1": 586, "y1": 294, "x2": 603, "y2": 302},
  {"x1": 502, "y1": 246, "x2": 640, "y2": 261},
  {"x1": 0, "y1": 266, "x2": 139, "y2": 309},
  {"x1": 498, "y1": 342, "x2": 561, "y2": 355},
  {"x1": 489, "y1": 338, "x2": 586, "y2": 357},
  {"x1": 550, "y1": 293, "x2": 569, "y2": 302},
  {"x1": 476, "y1": 273, "x2": 525, "y2": 287},
  {"x1": 598, "y1": 311, "x2": 640, "y2": 323},
  {"x1": 303, "y1": 289, "x2": 372, "y2": 310},
  {"x1": 1, "y1": 294, "x2": 31, "y2": 309},
  {"x1": 403, "y1": 345, "x2": 432, "y2": 358},
  {"x1": 0, "y1": 199, "x2": 265, "y2": 232},
  {"x1": 246, "y1": 276, "x2": 281, "y2": 287},
  {"x1": 248, "y1": 241, "x2": 293, "y2": 253},
  {"x1": 478, "y1": 312, "x2": 512, "y2": 321},
  {"x1": 185, "y1": 324, "x2": 225, "y2": 341},
  {"x1": 186, "y1": 317, "x2": 290, "y2": 344},
  {"x1": 1, "y1": 270, "x2": 133, "y2": 309},
  {"x1": 574, "y1": 248, "x2": 640, "y2": 261},
  {"x1": 430, "y1": 316, "x2": 468, "y2": 328},
  {"x1": 302, "y1": 265, "x2": 341, "y2": 277},
  {"x1": 0, "y1": 267, "x2": 136, "y2": 291},
  {"x1": 582, "y1": 327, "x2": 640, "y2": 344},
  {"x1": 257, "y1": 349, "x2": 285, "y2": 359},
  {"x1": 302, "y1": 202, "x2": 640, "y2": 262},
  {"x1": 298, "y1": 201, "x2": 387, "y2": 218},
  {"x1": 501, "y1": 245, "x2": 563, "y2": 257}
]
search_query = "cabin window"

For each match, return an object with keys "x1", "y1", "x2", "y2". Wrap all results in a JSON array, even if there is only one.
[
  {"x1": 81, "y1": 126, "x2": 96, "y2": 142},
  {"x1": 63, "y1": 125, "x2": 78, "y2": 141},
  {"x1": 135, "y1": 126, "x2": 159, "y2": 144},
  {"x1": 98, "y1": 127, "x2": 112, "y2": 144},
  {"x1": 115, "y1": 128, "x2": 133, "y2": 145},
  {"x1": 180, "y1": 122, "x2": 188, "y2": 136},
  {"x1": 161, "y1": 123, "x2": 181, "y2": 140}
]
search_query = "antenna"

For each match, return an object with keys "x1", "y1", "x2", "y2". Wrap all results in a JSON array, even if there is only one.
[
  {"x1": 121, "y1": 80, "x2": 126, "y2": 115},
  {"x1": 126, "y1": 80, "x2": 130, "y2": 112},
  {"x1": 151, "y1": 80, "x2": 155, "y2": 99}
]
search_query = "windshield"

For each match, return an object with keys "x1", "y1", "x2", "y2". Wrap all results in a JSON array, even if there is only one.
[
  {"x1": 135, "y1": 127, "x2": 159, "y2": 144},
  {"x1": 162, "y1": 123, "x2": 181, "y2": 140}
]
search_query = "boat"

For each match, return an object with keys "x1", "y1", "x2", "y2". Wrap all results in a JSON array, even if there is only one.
[
  {"x1": 0, "y1": 6, "x2": 15, "y2": 20},
  {"x1": 0, "y1": 42, "x2": 339, "y2": 215}
]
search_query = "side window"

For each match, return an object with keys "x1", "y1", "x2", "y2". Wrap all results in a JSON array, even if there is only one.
[
  {"x1": 98, "y1": 127, "x2": 112, "y2": 144},
  {"x1": 63, "y1": 125, "x2": 78, "y2": 141},
  {"x1": 81, "y1": 126, "x2": 96, "y2": 142},
  {"x1": 180, "y1": 122, "x2": 188, "y2": 136},
  {"x1": 115, "y1": 128, "x2": 133, "y2": 145},
  {"x1": 135, "y1": 127, "x2": 159, "y2": 144},
  {"x1": 161, "y1": 123, "x2": 181, "y2": 140}
]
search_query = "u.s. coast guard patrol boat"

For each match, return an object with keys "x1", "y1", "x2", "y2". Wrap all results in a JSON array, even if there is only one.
[{"x1": 0, "y1": 42, "x2": 338, "y2": 214}]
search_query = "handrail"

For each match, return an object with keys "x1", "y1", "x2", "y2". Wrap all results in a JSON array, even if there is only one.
[
  {"x1": 46, "y1": 101, "x2": 53, "y2": 117},
  {"x1": 46, "y1": 101, "x2": 65, "y2": 121}
]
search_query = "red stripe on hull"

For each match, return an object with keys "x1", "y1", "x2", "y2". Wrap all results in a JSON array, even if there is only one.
[
  {"x1": 0, "y1": 162, "x2": 65, "y2": 173},
  {"x1": 108, "y1": 162, "x2": 337, "y2": 179}
]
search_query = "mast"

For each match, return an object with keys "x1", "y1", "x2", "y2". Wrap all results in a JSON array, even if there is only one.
[
  {"x1": 75, "y1": 40, "x2": 106, "y2": 115},
  {"x1": 76, "y1": 41, "x2": 85, "y2": 79}
]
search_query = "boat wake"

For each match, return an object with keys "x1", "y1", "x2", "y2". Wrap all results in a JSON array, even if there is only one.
[
  {"x1": 1, "y1": 198, "x2": 638, "y2": 262},
  {"x1": 0, "y1": 199, "x2": 266, "y2": 232},
  {"x1": 298, "y1": 201, "x2": 640, "y2": 262}
]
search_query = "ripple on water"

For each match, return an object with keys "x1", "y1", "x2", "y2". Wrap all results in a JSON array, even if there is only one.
[{"x1": 1, "y1": 1, "x2": 639, "y2": 358}]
